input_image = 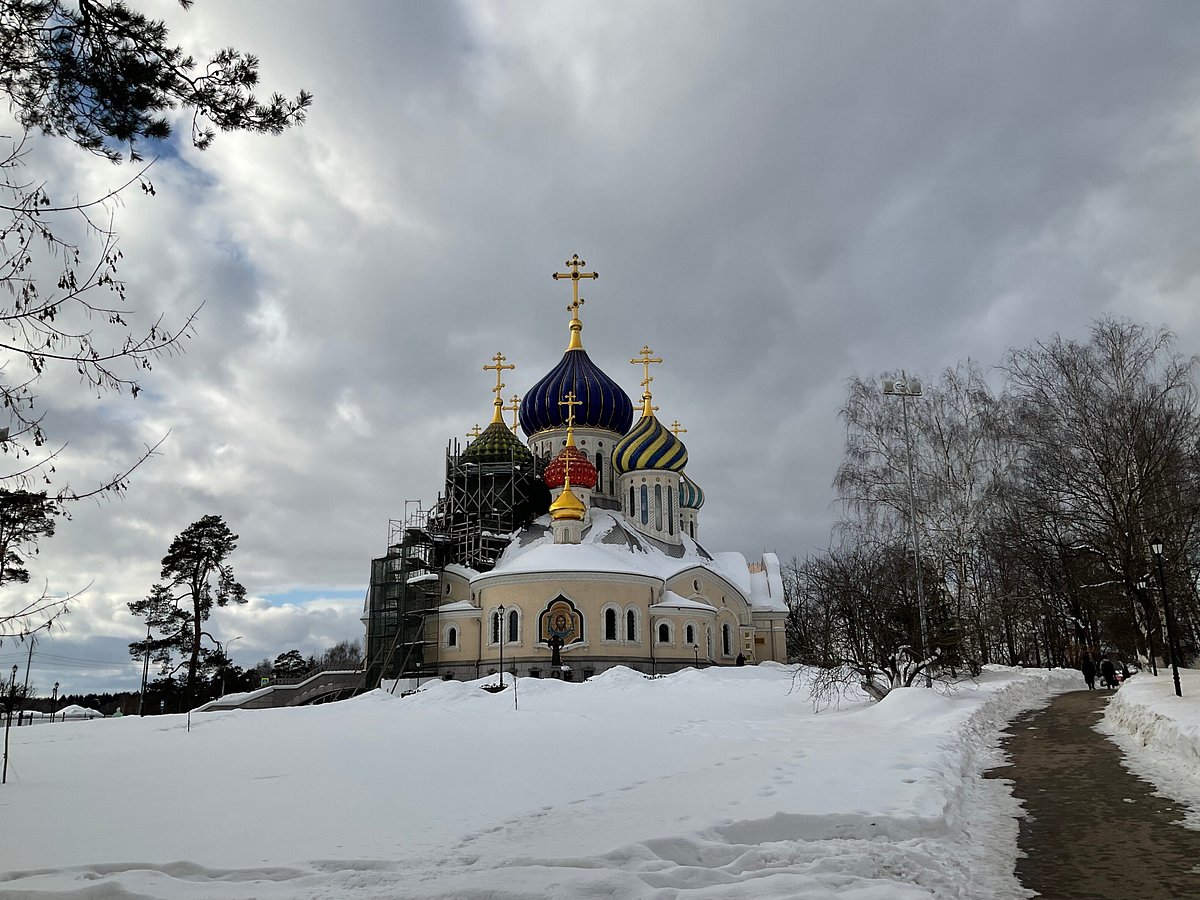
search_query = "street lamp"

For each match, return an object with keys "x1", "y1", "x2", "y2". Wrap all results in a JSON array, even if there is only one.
[
  {"x1": 693, "y1": 644, "x2": 700, "y2": 668},
  {"x1": 52, "y1": 682, "x2": 58, "y2": 723},
  {"x1": 497, "y1": 605, "x2": 505, "y2": 689},
  {"x1": 1135, "y1": 577, "x2": 1158, "y2": 676},
  {"x1": 1150, "y1": 539, "x2": 1183, "y2": 697},
  {"x1": 883, "y1": 375, "x2": 931, "y2": 687},
  {"x1": 220, "y1": 636, "x2": 243, "y2": 696}
]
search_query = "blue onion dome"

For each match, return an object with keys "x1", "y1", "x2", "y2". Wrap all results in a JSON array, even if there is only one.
[
  {"x1": 519, "y1": 348, "x2": 634, "y2": 437},
  {"x1": 460, "y1": 420, "x2": 534, "y2": 467},
  {"x1": 612, "y1": 409, "x2": 688, "y2": 475},
  {"x1": 679, "y1": 472, "x2": 705, "y2": 510}
]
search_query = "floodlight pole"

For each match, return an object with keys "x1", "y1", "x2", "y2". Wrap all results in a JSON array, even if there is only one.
[{"x1": 884, "y1": 375, "x2": 931, "y2": 687}]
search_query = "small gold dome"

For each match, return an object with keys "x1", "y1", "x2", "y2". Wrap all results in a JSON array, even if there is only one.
[{"x1": 550, "y1": 483, "x2": 586, "y2": 521}]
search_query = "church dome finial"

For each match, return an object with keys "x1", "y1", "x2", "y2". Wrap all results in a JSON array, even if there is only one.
[{"x1": 612, "y1": 351, "x2": 687, "y2": 475}]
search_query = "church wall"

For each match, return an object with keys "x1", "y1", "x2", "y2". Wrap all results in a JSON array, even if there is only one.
[
  {"x1": 431, "y1": 573, "x2": 759, "y2": 681},
  {"x1": 617, "y1": 470, "x2": 683, "y2": 545},
  {"x1": 529, "y1": 426, "x2": 623, "y2": 499}
]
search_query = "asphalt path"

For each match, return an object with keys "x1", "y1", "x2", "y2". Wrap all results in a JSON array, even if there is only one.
[{"x1": 987, "y1": 688, "x2": 1200, "y2": 899}]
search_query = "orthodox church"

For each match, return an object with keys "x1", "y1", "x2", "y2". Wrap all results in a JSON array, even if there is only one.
[{"x1": 363, "y1": 256, "x2": 787, "y2": 685}]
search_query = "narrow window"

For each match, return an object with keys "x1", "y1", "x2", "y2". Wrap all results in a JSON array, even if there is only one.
[
  {"x1": 685, "y1": 624, "x2": 695, "y2": 645},
  {"x1": 722, "y1": 623, "x2": 732, "y2": 656},
  {"x1": 491, "y1": 612, "x2": 500, "y2": 644},
  {"x1": 595, "y1": 453, "x2": 603, "y2": 492},
  {"x1": 508, "y1": 609, "x2": 519, "y2": 643},
  {"x1": 690, "y1": 521, "x2": 695, "y2": 539},
  {"x1": 629, "y1": 485, "x2": 635, "y2": 516},
  {"x1": 658, "y1": 622, "x2": 670, "y2": 643},
  {"x1": 640, "y1": 485, "x2": 649, "y2": 525},
  {"x1": 667, "y1": 486, "x2": 674, "y2": 535},
  {"x1": 626, "y1": 609, "x2": 636, "y2": 641},
  {"x1": 654, "y1": 484, "x2": 663, "y2": 530},
  {"x1": 448, "y1": 626, "x2": 458, "y2": 648},
  {"x1": 605, "y1": 608, "x2": 618, "y2": 640}
]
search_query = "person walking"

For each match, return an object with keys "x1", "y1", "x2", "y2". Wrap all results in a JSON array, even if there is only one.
[
  {"x1": 1081, "y1": 654, "x2": 1097, "y2": 690},
  {"x1": 1100, "y1": 656, "x2": 1118, "y2": 690}
]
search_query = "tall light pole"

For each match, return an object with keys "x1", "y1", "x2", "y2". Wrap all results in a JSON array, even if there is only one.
[
  {"x1": 1150, "y1": 539, "x2": 1183, "y2": 697},
  {"x1": 693, "y1": 644, "x2": 700, "y2": 668},
  {"x1": 883, "y1": 375, "x2": 931, "y2": 687},
  {"x1": 51, "y1": 682, "x2": 58, "y2": 723},
  {"x1": 3, "y1": 664, "x2": 16, "y2": 783},
  {"x1": 138, "y1": 621, "x2": 152, "y2": 716},
  {"x1": 497, "y1": 605, "x2": 505, "y2": 689}
]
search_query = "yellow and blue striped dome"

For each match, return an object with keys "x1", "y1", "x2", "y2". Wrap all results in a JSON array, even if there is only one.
[
  {"x1": 679, "y1": 472, "x2": 705, "y2": 510},
  {"x1": 612, "y1": 412, "x2": 688, "y2": 475}
]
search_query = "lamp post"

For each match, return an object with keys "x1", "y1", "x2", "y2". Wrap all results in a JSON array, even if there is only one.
[
  {"x1": 220, "y1": 636, "x2": 243, "y2": 696},
  {"x1": 497, "y1": 605, "x2": 505, "y2": 689},
  {"x1": 1149, "y1": 539, "x2": 1183, "y2": 697},
  {"x1": 52, "y1": 682, "x2": 58, "y2": 723},
  {"x1": 883, "y1": 375, "x2": 931, "y2": 687},
  {"x1": 1136, "y1": 577, "x2": 1158, "y2": 676},
  {"x1": 693, "y1": 644, "x2": 700, "y2": 668}
]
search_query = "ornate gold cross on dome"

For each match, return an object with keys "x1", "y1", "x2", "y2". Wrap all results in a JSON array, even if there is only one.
[
  {"x1": 669, "y1": 420, "x2": 687, "y2": 436},
  {"x1": 467, "y1": 424, "x2": 482, "y2": 439},
  {"x1": 559, "y1": 390, "x2": 582, "y2": 430},
  {"x1": 558, "y1": 390, "x2": 582, "y2": 481},
  {"x1": 483, "y1": 352, "x2": 516, "y2": 423},
  {"x1": 504, "y1": 394, "x2": 521, "y2": 433},
  {"x1": 553, "y1": 254, "x2": 598, "y2": 350},
  {"x1": 631, "y1": 343, "x2": 663, "y2": 402}
]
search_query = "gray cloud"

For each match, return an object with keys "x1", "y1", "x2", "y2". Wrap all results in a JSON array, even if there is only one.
[{"x1": 7, "y1": 0, "x2": 1200, "y2": 691}]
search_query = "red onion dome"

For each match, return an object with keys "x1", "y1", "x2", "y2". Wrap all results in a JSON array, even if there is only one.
[{"x1": 542, "y1": 444, "x2": 598, "y2": 490}]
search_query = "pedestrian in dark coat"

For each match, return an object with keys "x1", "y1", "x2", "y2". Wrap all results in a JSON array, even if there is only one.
[
  {"x1": 1081, "y1": 654, "x2": 1097, "y2": 690},
  {"x1": 1100, "y1": 656, "x2": 1118, "y2": 690}
]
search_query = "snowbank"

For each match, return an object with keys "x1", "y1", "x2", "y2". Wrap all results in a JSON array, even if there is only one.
[
  {"x1": 1097, "y1": 667, "x2": 1200, "y2": 829},
  {"x1": 0, "y1": 664, "x2": 1078, "y2": 898}
]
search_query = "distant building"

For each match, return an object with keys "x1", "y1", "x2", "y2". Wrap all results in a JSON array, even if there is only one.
[{"x1": 363, "y1": 256, "x2": 787, "y2": 685}]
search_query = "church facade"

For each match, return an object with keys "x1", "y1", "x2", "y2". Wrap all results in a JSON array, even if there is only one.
[{"x1": 364, "y1": 255, "x2": 787, "y2": 684}]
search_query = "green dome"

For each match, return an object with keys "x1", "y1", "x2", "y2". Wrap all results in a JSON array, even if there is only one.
[{"x1": 460, "y1": 421, "x2": 534, "y2": 467}]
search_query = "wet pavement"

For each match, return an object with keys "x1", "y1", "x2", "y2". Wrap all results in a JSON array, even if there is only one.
[{"x1": 987, "y1": 688, "x2": 1200, "y2": 899}]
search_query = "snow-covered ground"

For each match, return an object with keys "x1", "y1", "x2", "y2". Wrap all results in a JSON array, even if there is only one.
[
  {"x1": 0, "y1": 662, "x2": 1148, "y2": 899},
  {"x1": 1097, "y1": 667, "x2": 1200, "y2": 830}
]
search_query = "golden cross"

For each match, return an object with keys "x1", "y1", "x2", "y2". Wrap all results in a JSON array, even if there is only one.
[
  {"x1": 504, "y1": 394, "x2": 521, "y2": 433},
  {"x1": 669, "y1": 420, "x2": 687, "y2": 436},
  {"x1": 559, "y1": 390, "x2": 582, "y2": 431},
  {"x1": 552, "y1": 254, "x2": 598, "y2": 312},
  {"x1": 630, "y1": 345, "x2": 664, "y2": 396},
  {"x1": 483, "y1": 351, "x2": 516, "y2": 423},
  {"x1": 467, "y1": 424, "x2": 483, "y2": 440}
]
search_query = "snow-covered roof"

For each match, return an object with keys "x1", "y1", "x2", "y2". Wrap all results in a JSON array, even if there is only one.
[
  {"x1": 439, "y1": 600, "x2": 479, "y2": 614},
  {"x1": 748, "y1": 552, "x2": 788, "y2": 613},
  {"x1": 444, "y1": 563, "x2": 479, "y2": 580},
  {"x1": 472, "y1": 511, "x2": 747, "y2": 597},
  {"x1": 655, "y1": 591, "x2": 717, "y2": 613}
]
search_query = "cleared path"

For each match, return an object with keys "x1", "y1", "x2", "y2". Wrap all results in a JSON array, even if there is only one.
[{"x1": 988, "y1": 688, "x2": 1200, "y2": 899}]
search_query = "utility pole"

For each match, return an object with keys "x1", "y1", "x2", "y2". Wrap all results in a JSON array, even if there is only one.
[{"x1": 19, "y1": 636, "x2": 35, "y2": 726}]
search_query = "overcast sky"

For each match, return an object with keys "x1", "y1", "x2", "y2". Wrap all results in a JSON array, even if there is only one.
[{"x1": 3, "y1": 1, "x2": 1199, "y2": 695}]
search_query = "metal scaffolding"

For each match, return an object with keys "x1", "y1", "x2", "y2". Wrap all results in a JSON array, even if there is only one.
[{"x1": 363, "y1": 439, "x2": 548, "y2": 686}]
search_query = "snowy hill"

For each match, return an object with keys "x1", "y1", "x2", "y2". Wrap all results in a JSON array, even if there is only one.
[{"x1": 1, "y1": 664, "x2": 1081, "y2": 898}]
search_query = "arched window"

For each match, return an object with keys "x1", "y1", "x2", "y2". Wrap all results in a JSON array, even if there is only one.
[
  {"x1": 667, "y1": 486, "x2": 674, "y2": 535},
  {"x1": 690, "y1": 521, "x2": 695, "y2": 538},
  {"x1": 685, "y1": 623, "x2": 695, "y2": 645},
  {"x1": 654, "y1": 484, "x2": 663, "y2": 530},
  {"x1": 722, "y1": 623, "x2": 732, "y2": 656},
  {"x1": 640, "y1": 485, "x2": 649, "y2": 525},
  {"x1": 595, "y1": 453, "x2": 603, "y2": 493},
  {"x1": 447, "y1": 626, "x2": 458, "y2": 648},
  {"x1": 507, "y1": 609, "x2": 519, "y2": 643},
  {"x1": 629, "y1": 485, "x2": 635, "y2": 517},
  {"x1": 605, "y1": 607, "x2": 618, "y2": 641},
  {"x1": 658, "y1": 621, "x2": 671, "y2": 644},
  {"x1": 491, "y1": 611, "x2": 500, "y2": 645},
  {"x1": 626, "y1": 609, "x2": 637, "y2": 641}
]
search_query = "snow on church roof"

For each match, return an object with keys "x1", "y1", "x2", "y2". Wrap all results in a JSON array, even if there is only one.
[
  {"x1": 657, "y1": 591, "x2": 717, "y2": 612},
  {"x1": 748, "y1": 552, "x2": 788, "y2": 612},
  {"x1": 473, "y1": 509, "x2": 735, "y2": 588}
]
